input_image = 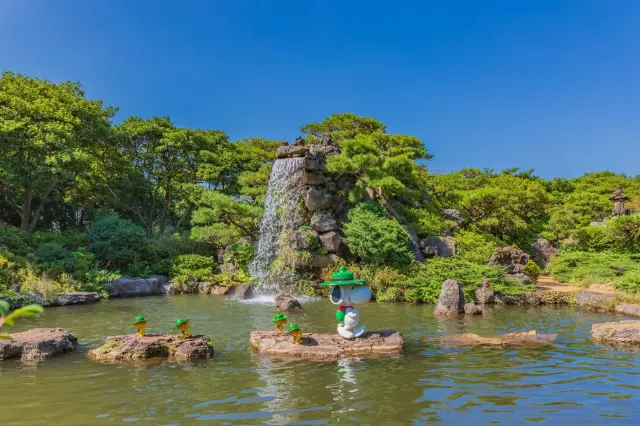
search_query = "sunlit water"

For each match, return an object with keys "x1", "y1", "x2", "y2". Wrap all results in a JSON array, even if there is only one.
[{"x1": 2, "y1": 296, "x2": 640, "y2": 425}]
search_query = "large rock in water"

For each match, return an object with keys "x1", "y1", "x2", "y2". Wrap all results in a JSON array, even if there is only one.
[
  {"x1": 488, "y1": 246, "x2": 530, "y2": 273},
  {"x1": 89, "y1": 334, "x2": 214, "y2": 362},
  {"x1": 615, "y1": 304, "x2": 640, "y2": 317},
  {"x1": 439, "y1": 330, "x2": 557, "y2": 347},
  {"x1": 573, "y1": 290, "x2": 616, "y2": 311},
  {"x1": 231, "y1": 284, "x2": 255, "y2": 300},
  {"x1": 249, "y1": 330, "x2": 404, "y2": 360},
  {"x1": 0, "y1": 328, "x2": 78, "y2": 362},
  {"x1": 434, "y1": 279, "x2": 465, "y2": 316},
  {"x1": 104, "y1": 275, "x2": 168, "y2": 297},
  {"x1": 49, "y1": 291, "x2": 100, "y2": 306},
  {"x1": 532, "y1": 237, "x2": 556, "y2": 268},
  {"x1": 475, "y1": 278, "x2": 494, "y2": 304},
  {"x1": 592, "y1": 321, "x2": 640, "y2": 344},
  {"x1": 274, "y1": 293, "x2": 303, "y2": 312}
]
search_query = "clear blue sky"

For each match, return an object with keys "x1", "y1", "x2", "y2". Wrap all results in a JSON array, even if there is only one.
[{"x1": 1, "y1": 0, "x2": 638, "y2": 178}]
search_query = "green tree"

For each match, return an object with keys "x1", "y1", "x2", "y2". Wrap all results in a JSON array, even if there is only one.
[{"x1": 0, "y1": 72, "x2": 115, "y2": 231}]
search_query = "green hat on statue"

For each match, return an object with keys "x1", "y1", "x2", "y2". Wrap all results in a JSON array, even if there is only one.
[
  {"x1": 319, "y1": 266, "x2": 368, "y2": 287},
  {"x1": 288, "y1": 323, "x2": 301, "y2": 332},
  {"x1": 271, "y1": 312, "x2": 288, "y2": 322},
  {"x1": 132, "y1": 315, "x2": 147, "y2": 325},
  {"x1": 175, "y1": 318, "x2": 190, "y2": 328}
]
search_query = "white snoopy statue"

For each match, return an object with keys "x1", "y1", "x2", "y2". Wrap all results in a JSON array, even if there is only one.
[{"x1": 320, "y1": 266, "x2": 372, "y2": 339}]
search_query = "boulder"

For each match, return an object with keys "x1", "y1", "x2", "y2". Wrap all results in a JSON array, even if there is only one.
[
  {"x1": 88, "y1": 334, "x2": 214, "y2": 362},
  {"x1": 439, "y1": 330, "x2": 557, "y2": 347},
  {"x1": 104, "y1": 276, "x2": 163, "y2": 297},
  {"x1": 475, "y1": 278, "x2": 494, "y2": 304},
  {"x1": 434, "y1": 279, "x2": 465, "y2": 316},
  {"x1": 532, "y1": 237, "x2": 556, "y2": 268},
  {"x1": 615, "y1": 304, "x2": 640, "y2": 317},
  {"x1": 488, "y1": 246, "x2": 530, "y2": 273},
  {"x1": 302, "y1": 188, "x2": 333, "y2": 211},
  {"x1": 305, "y1": 158, "x2": 321, "y2": 171},
  {"x1": 310, "y1": 254, "x2": 331, "y2": 268},
  {"x1": 442, "y1": 209, "x2": 464, "y2": 227},
  {"x1": 464, "y1": 302, "x2": 483, "y2": 315},
  {"x1": 318, "y1": 231, "x2": 343, "y2": 253},
  {"x1": 231, "y1": 284, "x2": 255, "y2": 300},
  {"x1": 504, "y1": 273, "x2": 535, "y2": 285},
  {"x1": 147, "y1": 275, "x2": 169, "y2": 285},
  {"x1": 574, "y1": 290, "x2": 616, "y2": 311},
  {"x1": 210, "y1": 284, "x2": 231, "y2": 296},
  {"x1": 310, "y1": 210, "x2": 339, "y2": 233},
  {"x1": 303, "y1": 171, "x2": 326, "y2": 186},
  {"x1": 276, "y1": 145, "x2": 309, "y2": 159},
  {"x1": 420, "y1": 236, "x2": 456, "y2": 257},
  {"x1": 0, "y1": 328, "x2": 78, "y2": 362},
  {"x1": 249, "y1": 330, "x2": 404, "y2": 360},
  {"x1": 198, "y1": 281, "x2": 212, "y2": 295},
  {"x1": 49, "y1": 292, "x2": 100, "y2": 306},
  {"x1": 274, "y1": 293, "x2": 303, "y2": 312},
  {"x1": 160, "y1": 282, "x2": 175, "y2": 295},
  {"x1": 592, "y1": 320, "x2": 640, "y2": 344}
]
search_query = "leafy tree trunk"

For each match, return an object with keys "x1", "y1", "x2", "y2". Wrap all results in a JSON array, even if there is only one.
[
  {"x1": 366, "y1": 187, "x2": 425, "y2": 262},
  {"x1": 20, "y1": 187, "x2": 33, "y2": 231},
  {"x1": 159, "y1": 192, "x2": 170, "y2": 236}
]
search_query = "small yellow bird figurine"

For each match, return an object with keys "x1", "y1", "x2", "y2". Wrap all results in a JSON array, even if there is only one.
[
  {"x1": 175, "y1": 318, "x2": 192, "y2": 338},
  {"x1": 270, "y1": 312, "x2": 288, "y2": 332},
  {"x1": 288, "y1": 323, "x2": 303, "y2": 344},
  {"x1": 132, "y1": 315, "x2": 148, "y2": 336}
]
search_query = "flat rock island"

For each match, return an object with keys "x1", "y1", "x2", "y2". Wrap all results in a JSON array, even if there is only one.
[
  {"x1": 0, "y1": 328, "x2": 78, "y2": 362},
  {"x1": 249, "y1": 330, "x2": 404, "y2": 360},
  {"x1": 89, "y1": 334, "x2": 214, "y2": 362}
]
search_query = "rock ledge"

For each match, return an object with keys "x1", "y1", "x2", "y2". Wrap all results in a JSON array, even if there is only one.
[
  {"x1": 249, "y1": 330, "x2": 404, "y2": 360},
  {"x1": 439, "y1": 330, "x2": 557, "y2": 347},
  {"x1": 88, "y1": 334, "x2": 214, "y2": 362},
  {"x1": 0, "y1": 328, "x2": 78, "y2": 362},
  {"x1": 592, "y1": 320, "x2": 640, "y2": 344}
]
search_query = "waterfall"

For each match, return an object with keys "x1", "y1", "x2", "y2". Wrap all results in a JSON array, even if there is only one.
[{"x1": 248, "y1": 157, "x2": 306, "y2": 293}]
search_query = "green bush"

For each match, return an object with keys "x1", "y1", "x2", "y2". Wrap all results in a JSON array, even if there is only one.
[
  {"x1": 33, "y1": 243, "x2": 77, "y2": 275},
  {"x1": 523, "y1": 260, "x2": 541, "y2": 281},
  {"x1": 87, "y1": 215, "x2": 147, "y2": 269},
  {"x1": 454, "y1": 229, "x2": 501, "y2": 264},
  {"x1": 550, "y1": 251, "x2": 640, "y2": 293},
  {"x1": 223, "y1": 242, "x2": 255, "y2": 272},
  {"x1": 344, "y1": 202, "x2": 414, "y2": 267},
  {"x1": 606, "y1": 215, "x2": 640, "y2": 253},
  {"x1": 170, "y1": 254, "x2": 215, "y2": 281},
  {"x1": 571, "y1": 226, "x2": 608, "y2": 252},
  {"x1": 0, "y1": 226, "x2": 32, "y2": 257}
]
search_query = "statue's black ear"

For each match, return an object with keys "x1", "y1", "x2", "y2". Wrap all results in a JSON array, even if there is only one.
[{"x1": 330, "y1": 285, "x2": 342, "y2": 303}]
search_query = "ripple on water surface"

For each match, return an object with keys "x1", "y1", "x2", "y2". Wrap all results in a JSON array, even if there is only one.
[{"x1": 2, "y1": 296, "x2": 640, "y2": 425}]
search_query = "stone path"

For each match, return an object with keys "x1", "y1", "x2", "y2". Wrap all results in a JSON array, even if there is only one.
[{"x1": 536, "y1": 275, "x2": 617, "y2": 294}]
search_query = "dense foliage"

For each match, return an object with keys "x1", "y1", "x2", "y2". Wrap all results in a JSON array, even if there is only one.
[{"x1": 2, "y1": 71, "x2": 640, "y2": 302}]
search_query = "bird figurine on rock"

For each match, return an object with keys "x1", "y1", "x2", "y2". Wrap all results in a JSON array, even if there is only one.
[
  {"x1": 271, "y1": 312, "x2": 288, "y2": 332},
  {"x1": 175, "y1": 318, "x2": 192, "y2": 338},
  {"x1": 132, "y1": 315, "x2": 148, "y2": 336},
  {"x1": 320, "y1": 266, "x2": 372, "y2": 340},
  {"x1": 288, "y1": 323, "x2": 303, "y2": 344}
]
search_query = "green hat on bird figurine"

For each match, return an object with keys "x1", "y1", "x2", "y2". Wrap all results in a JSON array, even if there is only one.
[
  {"x1": 271, "y1": 312, "x2": 288, "y2": 322},
  {"x1": 287, "y1": 323, "x2": 301, "y2": 333},
  {"x1": 132, "y1": 315, "x2": 147, "y2": 325},
  {"x1": 319, "y1": 266, "x2": 368, "y2": 286},
  {"x1": 175, "y1": 318, "x2": 190, "y2": 328}
]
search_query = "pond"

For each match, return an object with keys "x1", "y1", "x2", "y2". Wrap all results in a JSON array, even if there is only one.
[{"x1": 2, "y1": 295, "x2": 640, "y2": 425}]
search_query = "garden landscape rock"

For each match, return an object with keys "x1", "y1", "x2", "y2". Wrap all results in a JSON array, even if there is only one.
[
  {"x1": 274, "y1": 293, "x2": 303, "y2": 312},
  {"x1": 49, "y1": 291, "x2": 100, "y2": 306},
  {"x1": 488, "y1": 246, "x2": 530, "y2": 273},
  {"x1": 592, "y1": 320, "x2": 640, "y2": 344},
  {"x1": 0, "y1": 328, "x2": 78, "y2": 362},
  {"x1": 532, "y1": 237, "x2": 556, "y2": 268},
  {"x1": 475, "y1": 279, "x2": 494, "y2": 304},
  {"x1": 573, "y1": 290, "x2": 616, "y2": 311},
  {"x1": 249, "y1": 330, "x2": 404, "y2": 360},
  {"x1": 464, "y1": 302, "x2": 483, "y2": 315},
  {"x1": 89, "y1": 334, "x2": 214, "y2": 362},
  {"x1": 420, "y1": 236, "x2": 456, "y2": 257},
  {"x1": 103, "y1": 275, "x2": 169, "y2": 297},
  {"x1": 615, "y1": 304, "x2": 640, "y2": 317},
  {"x1": 231, "y1": 284, "x2": 255, "y2": 300},
  {"x1": 434, "y1": 279, "x2": 465, "y2": 316},
  {"x1": 439, "y1": 330, "x2": 557, "y2": 347}
]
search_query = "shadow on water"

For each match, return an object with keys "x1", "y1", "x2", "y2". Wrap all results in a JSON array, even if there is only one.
[{"x1": 2, "y1": 296, "x2": 640, "y2": 425}]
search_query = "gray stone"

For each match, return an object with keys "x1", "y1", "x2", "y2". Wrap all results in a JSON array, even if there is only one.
[
  {"x1": 276, "y1": 145, "x2": 309, "y2": 159},
  {"x1": 574, "y1": 290, "x2": 615, "y2": 311},
  {"x1": 290, "y1": 229, "x2": 316, "y2": 250},
  {"x1": 198, "y1": 281, "x2": 212, "y2": 294},
  {"x1": 318, "y1": 231, "x2": 343, "y2": 253},
  {"x1": 464, "y1": 302, "x2": 483, "y2": 315},
  {"x1": 310, "y1": 254, "x2": 331, "y2": 268},
  {"x1": 592, "y1": 320, "x2": 640, "y2": 344},
  {"x1": 275, "y1": 293, "x2": 304, "y2": 312},
  {"x1": 488, "y1": 246, "x2": 530, "y2": 273},
  {"x1": 160, "y1": 282, "x2": 174, "y2": 295},
  {"x1": 305, "y1": 158, "x2": 321, "y2": 171},
  {"x1": 434, "y1": 279, "x2": 465, "y2": 316},
  {"x1": 303, "y1": 171, "x2": 325, "y2": 186},
  {"x1": 615, "y1": 304, "x2": 640, "y2": 317},
  {"x1": 504, "y1": 273, "x2": 535, "y2": 285},
  {"x1": 532, "y1": 237, "x2": 556, "y2": 268},
  {"x1": 311, "y1": 210, "x2": 338, "y2": 232},
  {"x1": 0, "y1": 328, "x2": 78, "y2": 362},
  {"x1": 147, "y1": 275, "x2": 169, "y2": 285},
  {"x1": 50, "y1": 292, "x2": 100, "y2": 306},
  {"x1": 475, "y1": 279, "x2": 494, "y2": 304},
  {"x1": 104, "y1": 276, "x2": 163, "y2": 297},
  {"x1": 231, "y1": 284, "x2": 255, "y2": 300},
  {"x1": 420, "y1": 236, "x2": 456, "y2": 257},
  {"x1": 303, "y1": 188, "x2": 333, "y2": 211},
  {"x1": 442, "y1": 209, "x2": 464, "y2": 227}
]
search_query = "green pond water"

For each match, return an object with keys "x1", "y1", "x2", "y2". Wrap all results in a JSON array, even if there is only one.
[{"x1": 2, "y1": 295, "x2": 640, "y2": 425}]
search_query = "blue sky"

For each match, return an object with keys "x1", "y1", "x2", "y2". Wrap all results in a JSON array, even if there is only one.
[{"x1": 1, "y1": 0, "x2": 638, "y2": 178}]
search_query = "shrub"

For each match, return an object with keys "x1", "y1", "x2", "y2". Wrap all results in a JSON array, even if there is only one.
[
  {"x1": 571, "y1": 226, "x2": 608, "y2": 252},
  {"x1": 223, "y1": 242, "x2": 255, "y2": 272},
  {"x1": 523, "y1": 260, "x2": 541, "y2": 281},
  {"x1": 170, "y1": 254, "x2": 215, "y2": 281},
  {"x1": 87, "y1": 216, "x2": 147, "y2": 269},
  {"x1": 0, "y1": 226, "x2": 32, "y2": 256},
  {"x1": 343, "y1": 202, "x2": 414, "y2": 267},
  {"x1": 454, "y1": 229, "x2": 502, "y2": 264},
  {"x1": 606, "y1": 215, "x2": 640, "y2": 253}
]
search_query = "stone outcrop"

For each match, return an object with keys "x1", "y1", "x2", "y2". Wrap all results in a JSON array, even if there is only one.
[
  {"x1": 439, "y1": 330, "x2": 557, "y2": 347},
  {"x1": 464, "y1": 302, "x2": 483, "y2": 315},
  {"x1": 475, "y1": 278, "x2": 494, "y2": 304},
  {"x1": 504, "y1": 273, "x2": 535, "y2": 285},
  {"x1": 0, "y1": 328, "x2": 78, "y2": 362},
  {"x1": 249, "y1": 330, "x2": 404, "y2": 360},
  {"x1": 434, "y1": 279, "x2": 465, "y2": 316},
  {"x1": 573, "y1": 290, "x2": 616, "y2": 311},
  {"x1": 532, "y1": 237, "x2": 556, "y2": 268},
  {"x1": 103, "y1": 275, "x2": 169, "y2": 297},
  {"x1": 442, "y1": 209, "x2": 464, "y2": 227},
  {"x1": 274, "y1": 293, "x2": 304, "y2": 312},
  {"x1": 89, "y1": 334, "x2": 214, "y2": 362},
  {"x1": 420, "y1": 236, "x2": 456, "y2": 257},
  {"x1": 318, "y1": 231, "x2": 343, "y2": 253},
  {"x1": 488, "y1": 246, "x2": 530, "y2": 273},
  {"x1": 592, "y1": 320, "x2": 640, "y2": 344},
  {"x1": 49, "y1": 291, "x2": 100, "y2": 306},
  {"x1": 310, "y1": 210, "x2": 338, "y2": 232},
  {"x1": 302, "y1": 188, "x2": 333, "y2": 211},
  {"x1": 615, "y1": 304, "x2": 640, "y2": 317},
  {"x1": 230, "y1": 284, "x2": 255, "y2": 300}
]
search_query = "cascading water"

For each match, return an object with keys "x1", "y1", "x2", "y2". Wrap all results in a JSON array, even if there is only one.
[{"x1": 248, "y1": 157, "x2": 306, "y2": 293}]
